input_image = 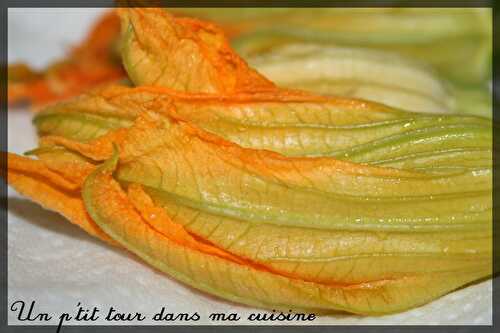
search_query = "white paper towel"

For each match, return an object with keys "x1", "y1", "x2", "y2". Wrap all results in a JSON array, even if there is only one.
[{"x1": 7, "y1": 9, "x2": 493, "y2": 326}]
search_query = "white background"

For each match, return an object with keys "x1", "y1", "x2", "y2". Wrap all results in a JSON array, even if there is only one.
[{"x1": 7, "y1": 8, "x2": 493, "y2": 326}]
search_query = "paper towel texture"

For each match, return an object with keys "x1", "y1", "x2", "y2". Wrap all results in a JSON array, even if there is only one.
[{"x1": 7, "y1": 9, "x2": 493, "y2": 326}]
